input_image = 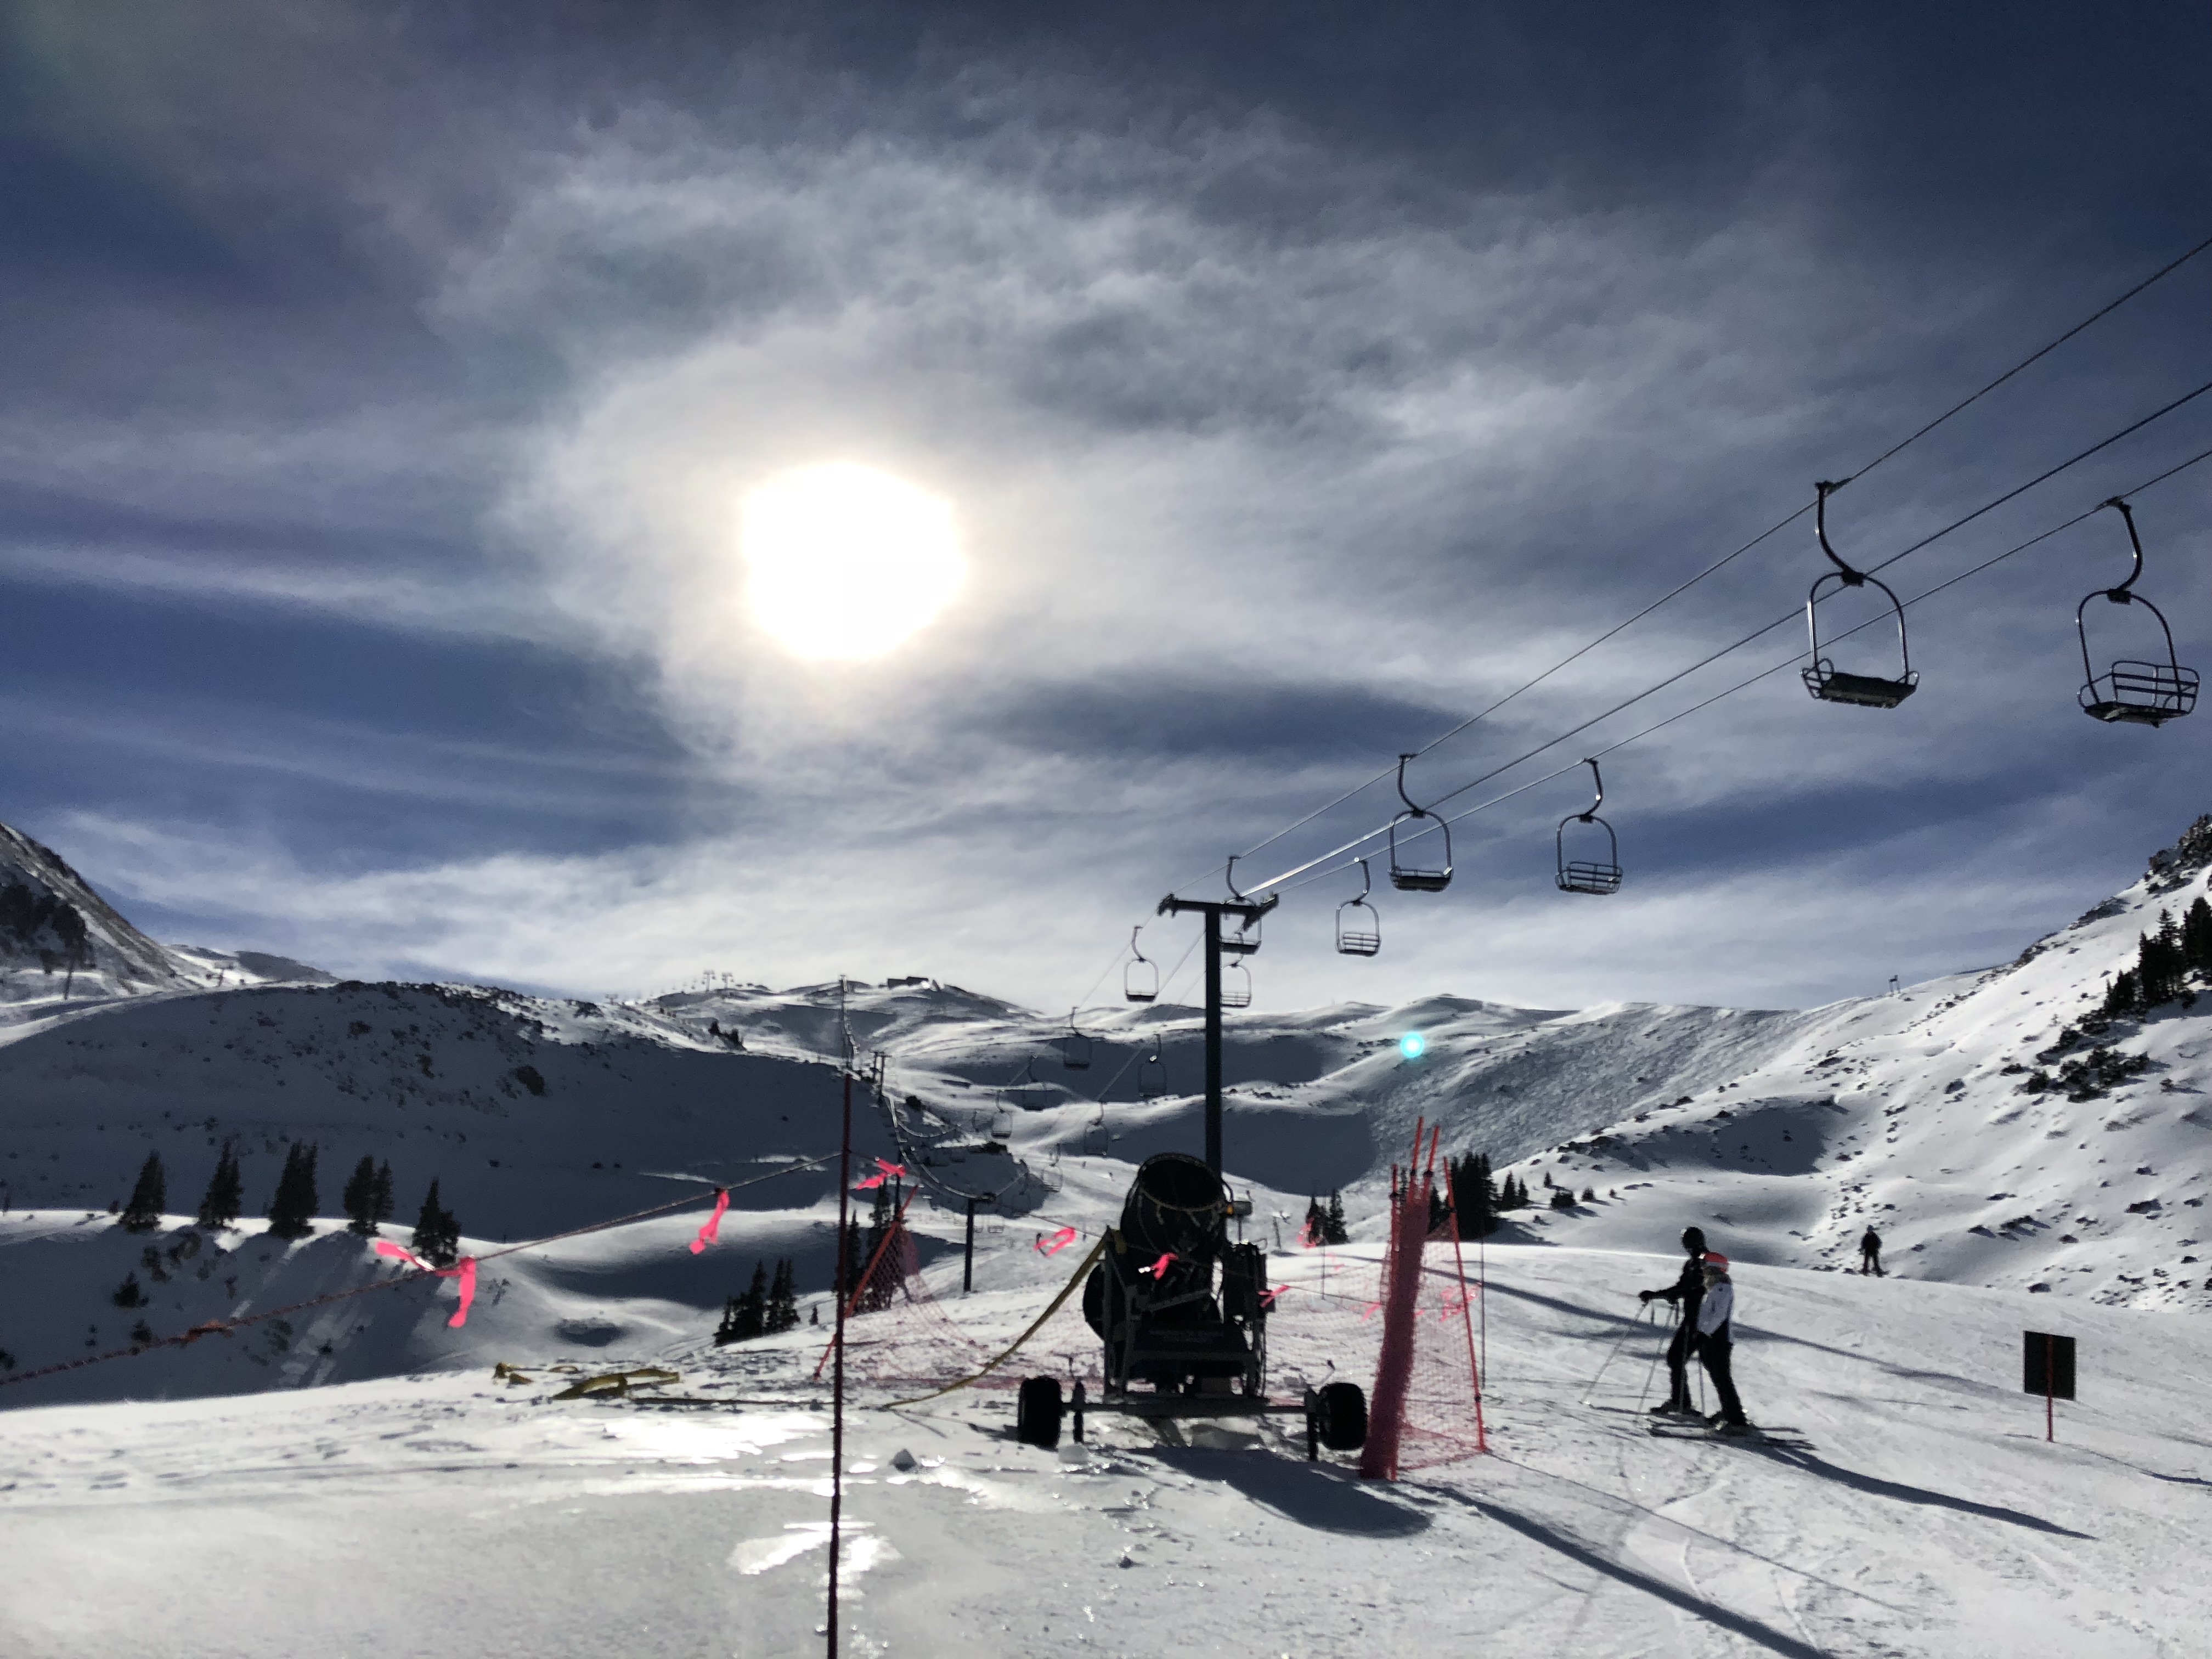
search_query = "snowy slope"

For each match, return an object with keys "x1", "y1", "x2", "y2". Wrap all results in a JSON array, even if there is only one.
[
  {"x1": 4, "y1": 814, "x2": 2210, "y2": 1415},
  {"x1": 1478, "y1": 821, "x2": 2212, "y2": 1313},
  {"x1": 5, "y1": 1237, "x2": 2210, "y2": 1659}
]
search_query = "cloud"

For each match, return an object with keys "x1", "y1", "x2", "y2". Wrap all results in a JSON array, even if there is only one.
[{"x1": 6, "y1": 16, "x2": 2205, "y2": 1015}]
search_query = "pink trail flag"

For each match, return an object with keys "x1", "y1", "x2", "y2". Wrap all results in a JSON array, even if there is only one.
[
  {"x1": 1036, "y1": 1227, "x2": 1078, "y2": 1256},
  {"x1": 374, "y1": 1240, "x2": 480, "y2": 1327},
  {"x1": 689, "y1": 1188, "x2": 730, "y2": 1255}
]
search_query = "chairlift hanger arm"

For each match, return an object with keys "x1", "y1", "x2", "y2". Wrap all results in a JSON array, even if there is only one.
[
  {"x1": 2098, "y1": 496, "x2": 2145, "y2": 599},
  {"x1": 1814, "y1": 481, "x2": 1867, "y2": 585}
]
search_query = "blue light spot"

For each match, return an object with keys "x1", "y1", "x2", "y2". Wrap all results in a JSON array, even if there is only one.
[{"x1": 1399, "y1": 1032, "x2": 1426, "y2": 1059}]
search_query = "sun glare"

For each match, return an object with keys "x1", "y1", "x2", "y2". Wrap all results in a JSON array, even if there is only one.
[{"x1": 740, "y1": 462, "x2": 964, "y2": 661}]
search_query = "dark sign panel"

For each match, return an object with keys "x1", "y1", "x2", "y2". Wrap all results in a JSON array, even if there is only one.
[{"x1": 2023, "y1": 1331, "x2": 2076, "y2": 1401}]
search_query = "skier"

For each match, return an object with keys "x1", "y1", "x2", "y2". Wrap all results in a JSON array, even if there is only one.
[
  {"x1": 1859, "y1": 1226, "x2": 1884, "y2": 1276},
  {"x1": 1694, "y1": 1252, "x2": 1750, "y2": 1436},
  {"x1": 1637, "y1": 1226, "x2": 1708, "y2": 1416}
]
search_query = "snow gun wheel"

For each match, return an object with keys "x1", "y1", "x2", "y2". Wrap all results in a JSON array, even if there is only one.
[
  {"x1": 1315, "y1": 1381, "x2": 1367, "y2": 1452},
  {"x1": 1015, "y1": 1376, "x2": 1064, "y2": 1448}
]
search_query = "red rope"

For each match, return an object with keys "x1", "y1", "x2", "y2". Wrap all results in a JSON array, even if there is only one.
[{"x1": 0, "y1": 1154, "x2": 836, "y2": 1390}]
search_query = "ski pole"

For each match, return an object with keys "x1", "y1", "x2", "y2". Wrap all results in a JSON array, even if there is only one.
[
  {"x1": 1581, "y1": 1300, "x2": 1656, "y2": 1404},
  {"x1": 1634, "y1": 1301, "x2": 1677, "y2": 1412}
]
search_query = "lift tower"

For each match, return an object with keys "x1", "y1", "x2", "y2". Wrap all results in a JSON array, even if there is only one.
[{"x1": 1156, "y1": 886, "x2": 1277, "y2": 1175}]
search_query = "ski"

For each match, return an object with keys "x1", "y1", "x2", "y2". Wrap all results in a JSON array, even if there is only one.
[{"x1": 1648, "y1": 1424, "x2": 1812, "y2": 1448}]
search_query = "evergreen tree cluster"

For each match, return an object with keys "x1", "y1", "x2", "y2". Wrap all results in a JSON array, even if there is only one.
[
  {"x1": 1301, "y1": 1192, "x2": 1351, "y2": 1245},
  {"x1": 1445, "y1": 1152, "x2": 1497, "y2": 1238},
  {"x1": 1491, "y1": 1170, "x2": 1533, "y2": 1211},
  {"x1": 2101, "y1": 898, "x2": 2212, "y2": 1017},
  {"x1": 341, "y1": 1156, "x2": 397, "y2": 1236},
  {"x1": 714, "y1": 1259, "x2": 802, "y2": 1344},
  {"x1": 265, "y1": 1143, "x2": 320, "y2": 1241},
  {"x1": 411, "y1": 1180, "x2": 462, "y2": 1267},
  {"x1": 112, "y1": 1144, "x2": 456, "y2": 1268},
  {"x1": 839, "y1": 1186, "x2": 906, "y2": 1313}
]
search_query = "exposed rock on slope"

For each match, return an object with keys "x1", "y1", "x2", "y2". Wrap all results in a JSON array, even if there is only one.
[{"x1": 0, "y1": 823, "x2": 180, "y2": 996}]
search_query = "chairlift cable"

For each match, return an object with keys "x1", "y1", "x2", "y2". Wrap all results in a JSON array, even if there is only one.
[
  {"x1": 1174, "y1": 232, "x2": 2212, "y2": 894},
  {"x1": 1268, "y1": 439, "x2": 2212, "y2": 895},
  {"x1": 1237, "y1": 377, "x2": 2212, "y2": 894},
  {"x1": 1832, "y1": 228, "x2": 2212, "y2": 492}
]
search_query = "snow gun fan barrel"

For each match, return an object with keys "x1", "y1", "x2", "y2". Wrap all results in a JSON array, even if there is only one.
[{"x1": 1117, "y1": 1151, "x2": 1229, "y2": 1263}]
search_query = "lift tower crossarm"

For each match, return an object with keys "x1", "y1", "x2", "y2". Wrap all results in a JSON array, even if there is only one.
[{"x1": 1158, "y1": 890, "x2": 1278, "y2": 1176}]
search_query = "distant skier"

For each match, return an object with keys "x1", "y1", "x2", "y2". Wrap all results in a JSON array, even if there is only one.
[
  {"x1": 1859, "y1": 1227, "x2": 1884, "y2": 1277},
  {"x1": 1694, "y1": 1252, "x2": 1750, "y2": 1436},
  {"x1": 1638, "y1": 1226, "x2": 1709, "y2": 1417}
]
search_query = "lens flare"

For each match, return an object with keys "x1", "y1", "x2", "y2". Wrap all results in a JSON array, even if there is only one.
[{"x1": 1399, "y1": 1032, "x2": 1427, "y2": 1059}]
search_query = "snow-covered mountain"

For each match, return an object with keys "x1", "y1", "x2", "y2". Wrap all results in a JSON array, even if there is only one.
[
  {"x1": 2, "y1": 813, "x2": 2209, "y2": 1409},
  {"x1": 0, "y1": 823, "x2": 183, "y2": 1001}
]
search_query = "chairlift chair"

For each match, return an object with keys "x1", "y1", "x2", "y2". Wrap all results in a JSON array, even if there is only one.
[
  {"x1": 1555, "y1": 758, "x2": 1624, "y2": 896},
  {"x1": 1221, "y1": 960, "x2": 1253, "y2": 1009},
  {"x1": 1138, "y1": 1042, "x2": 1167, "y2": 1101},
  {"x1": 1009, "y1": 1060, "x2": 1052, "y2": 1113},
  {"x1": 989, "y1": 1107, "x2": 1014, "y2": 1141},
  {"x1": 1062, "y1": 1008, "x2": 1093, "y2": 1071},
  {"x1": 1335, "y1": 857, "x2": 1381, "y2": 956},
  {"x1": 1084, "y1": 1114, "x2": 1110, "y2": 1156},
  {"x1": 1802, "y1": 481, "x2": 1920, "y2": 709},
  {"x1": 1123, "y1": 927, "x2": 1159, "y2": 1003},
  {"x1": 1386, "y1": 754, "x2": 1454, "y2": 891},
  {"x1": 2077, "y1": 498, "x2": 2198, "y2": 727}
]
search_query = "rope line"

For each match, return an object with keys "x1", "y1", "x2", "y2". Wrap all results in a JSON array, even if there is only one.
[{"x1": 0, "y1": 1155, "x2": 837, "y2": 1391}]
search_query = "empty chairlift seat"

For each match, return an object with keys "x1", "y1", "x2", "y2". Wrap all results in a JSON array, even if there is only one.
[
  {"x1": 1555, "y1": 758, "x2": 1624, "y2": 896},
  {"x1": 1336, "y1": 857, "x2": 1381, "y2": 956},
  {"x1": 2078, "y1": 498, "x2": 2198, "y2": 727},
  {"x1": 1387, "y1": 754, "x2": 1454, "y2": 893},
  {"x1": 1802, "y1": 481, "x2": 1920, "y2": 709}
]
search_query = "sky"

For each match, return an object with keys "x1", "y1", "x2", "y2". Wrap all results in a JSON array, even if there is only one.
[{"x1": 1, "y1": 1, "x2": 2208, "y2": 1015}]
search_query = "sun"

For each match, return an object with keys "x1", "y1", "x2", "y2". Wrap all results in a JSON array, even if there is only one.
[{"x1": 739, "y1": 462, "x2": 964, "y2": 661}]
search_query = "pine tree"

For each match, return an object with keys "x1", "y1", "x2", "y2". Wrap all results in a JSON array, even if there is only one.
[
  {"x1": 1302, "y1": 1195, "x2": 1327, "y2": 1244},
  {"x1": 371, "y1": 1160, "x2": 396, "y2": 1227},
  {"x1": 1325, "y1": 1192, "x2": 1350, "y2": 1245},
  {"x1": 411, "y1": 1179, "x2": 460, "y2": 1267},
  {"x1": 341, "y1": 1156, "x2": 380, "y2": 1235},
  {"x1": 835, "y1": 1217, "x2": 865, "y2": 1301},
  {"x1": 1448, "y1": 1152, "x2": 1496, "y2": 1238},
  {"x1": 713, "y1": 1295, "x2": 744, "y2": 1345},
  {"x1": 2184, "y1": 895, "x2": 2212, "y2": 973},
  {"x1": 266, "y1": 1142, "x2": 319, "y2": 1241},
  {"x1": 766, "y1": 1259, "x2": 799, "y2": 1334},
  {"x1": 120, "y1": 1153, "x2": 166, "y2": 1233},
  {"x1": 732, "y1": 1262, "x2": 768, "y2": 1340},
  {"x1": 111, "y1": 1272, "x2": 146, "y2": 1309},
  {"x1": 197, "y1": 1142, "x2": 242, "y2": 1230}
]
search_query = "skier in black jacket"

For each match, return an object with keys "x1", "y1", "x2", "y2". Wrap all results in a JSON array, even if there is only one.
[{"x1": 1639, "y1": 1226, "x2": 1708, "y2": 1415}]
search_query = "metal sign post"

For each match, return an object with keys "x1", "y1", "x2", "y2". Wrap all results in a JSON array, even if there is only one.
[{"x1": 2023, "y1": 1330, "x2": 2076, "y2": 1442}]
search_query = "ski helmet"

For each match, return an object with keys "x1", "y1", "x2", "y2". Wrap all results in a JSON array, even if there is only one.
[{"x1": 1681, "y1": 1226, "x2": 1707, "y2": 1254}]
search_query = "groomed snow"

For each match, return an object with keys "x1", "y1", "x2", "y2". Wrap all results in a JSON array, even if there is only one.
[{"x1": 5, "y1": 1238, "x2": 2207, "y2": 1657}]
